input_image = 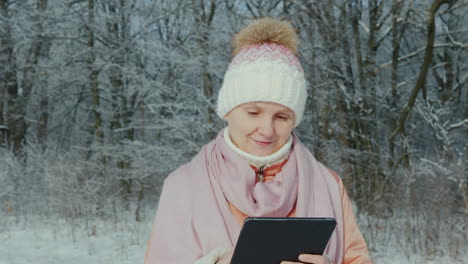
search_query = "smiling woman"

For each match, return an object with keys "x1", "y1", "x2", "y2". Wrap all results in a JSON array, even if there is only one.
[
  {"x1": 225, "y1": 102, "x2": 295, "y2": 157},
  {"x1": 145, "y1": 18, "x2": 372, "y2": 264}
]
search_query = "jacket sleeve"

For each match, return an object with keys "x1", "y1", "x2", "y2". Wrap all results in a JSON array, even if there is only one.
[
  {"x1": 145, "y1": 172, "x2": 203, "y2": 264},
  {"x1": 338, "y1": 179, "x2": 373, "y2": 264}
]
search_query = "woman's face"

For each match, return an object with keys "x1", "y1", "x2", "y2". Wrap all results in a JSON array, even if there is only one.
[{"x1": 225, "y1": 101, "x2": 295, "y2": 157}]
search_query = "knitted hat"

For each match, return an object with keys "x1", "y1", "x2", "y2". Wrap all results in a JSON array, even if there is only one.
[{"x1": 216, "y1": 18, "x2": 307, "y2": 127}]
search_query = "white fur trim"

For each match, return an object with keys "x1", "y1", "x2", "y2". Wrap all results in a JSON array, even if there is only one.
[
  {"x1": 224, "y1": 127, "x2": 292, "y2": 168},
  {"x1": 194, "y1": 248, "x2": 231, "y2": 264}
]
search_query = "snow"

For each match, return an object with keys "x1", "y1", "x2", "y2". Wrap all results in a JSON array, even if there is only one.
[
  {"x1": 0, "y1": 212, "x2": 465, "y2": 264},
  {"x1": 0, "y1": 214, "x2": 149, "y2": 264}
]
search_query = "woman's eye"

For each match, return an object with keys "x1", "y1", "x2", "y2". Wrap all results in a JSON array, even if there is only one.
[
  {"x1": 248, "y1": 112, "x2": 259, "y2": 115},
  {"x1": 277, "y1": 115, "x2": 288, "y2": 120}
]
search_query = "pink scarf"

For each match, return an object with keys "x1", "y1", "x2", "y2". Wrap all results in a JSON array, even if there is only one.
[{"x1": 145, "y1": 129, "x2": 344, "y2": 263}]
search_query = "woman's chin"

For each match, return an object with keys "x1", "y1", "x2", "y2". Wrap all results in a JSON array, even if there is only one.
[{"x1": 246, "y1": 148, "x2": 275, "y2": 157}]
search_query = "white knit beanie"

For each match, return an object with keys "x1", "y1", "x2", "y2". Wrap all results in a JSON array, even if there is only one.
[{"x1": 216, "y1": 18, "x2": 307, "y2": 127}]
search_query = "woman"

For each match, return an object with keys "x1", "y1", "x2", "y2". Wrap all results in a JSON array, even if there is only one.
[{"x1": 145, "y1": 18, "x2": 371, "y2": 264}]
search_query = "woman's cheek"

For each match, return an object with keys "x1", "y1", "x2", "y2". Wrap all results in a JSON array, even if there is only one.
[{"x1": 241, "y1": 118, "x2": 258, "y2": 133}]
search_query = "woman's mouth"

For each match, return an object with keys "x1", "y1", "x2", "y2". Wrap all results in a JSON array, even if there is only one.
[{"x1": 253, "y1": 140, "x2": 273, "y2": 146}]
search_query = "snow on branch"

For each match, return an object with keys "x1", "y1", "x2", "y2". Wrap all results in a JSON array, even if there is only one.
[
  {"x1": 447, "y1": 119, "x2": 468, "y2": 131},
  {"x1": 380, "y1": 44, "x2": 457, "y2": 68}
]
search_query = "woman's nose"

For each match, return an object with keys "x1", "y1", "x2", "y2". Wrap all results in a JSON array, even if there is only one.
[{"x1": 258, "y1": 117, "x2": 275, "y2": 138}]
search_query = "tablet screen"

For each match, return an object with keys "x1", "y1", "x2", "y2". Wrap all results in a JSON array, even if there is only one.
[{"x1": 230, "y1": 217, "x2": 336, "y2": 264}]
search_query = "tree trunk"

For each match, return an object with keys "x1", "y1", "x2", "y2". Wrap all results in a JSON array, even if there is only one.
[
  {"x1": 0, "y1": 85, "x2": 5, "y2": 146},
  {"x1": 388, "y1": 0, "x2": 402, "y2": 169},
  {"x1": 24, "y1": 0, "x2": 50, "y2": 148},
  {"x1": 88, "y1": 0, "x2": 103, "y2": 143},
  {"x1": 391, "y1": 0, "x2": 453, "y2": 139},
  {"x1": 37, "y1": 96, "x2": 49, "y2": 146},
  {"x1": 1, "y1": 0, "x2": 22, "y2": 154},
  {"x1": 193, "y1": 0, "x2": 217, "y2": 141},
  {"x1": 135, "y1": 180, "x2": 144, "y2": 222}
]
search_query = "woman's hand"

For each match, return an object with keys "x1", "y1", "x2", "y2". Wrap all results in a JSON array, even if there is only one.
[
  {"x1": 281, "y1": 254, "x2": 333, "y2": 264},
  {"x1": 216, "y1": 252, "x2": 332, "y2": 264},
  {"x1": 215, "y1": 250, "x2": 233, "y2": 264}
]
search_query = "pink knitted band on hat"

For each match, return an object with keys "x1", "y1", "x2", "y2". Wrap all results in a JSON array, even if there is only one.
[{"x1": 228, "y1": 43, "x2": 303, "y2": 72}]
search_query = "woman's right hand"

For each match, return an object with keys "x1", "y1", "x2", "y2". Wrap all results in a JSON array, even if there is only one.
[
  {"x1": 216, "y1": 252, "x2": 333, "y2": 264},
  {"x1": 216, "y1": 250, "x2": 233, "y2": 264},
  {"x1": 281, "y1": 254, "x2": 333, "y2": 264}
]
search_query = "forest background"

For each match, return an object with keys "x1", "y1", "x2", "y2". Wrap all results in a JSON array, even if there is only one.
[{"x1": 0, "y1": 0, "x2": 467, "y2": 263}]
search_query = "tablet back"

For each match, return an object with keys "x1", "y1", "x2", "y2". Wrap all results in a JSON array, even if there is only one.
[{"x1": 230, "y1": 217, "x2": 336, "y2": 264}]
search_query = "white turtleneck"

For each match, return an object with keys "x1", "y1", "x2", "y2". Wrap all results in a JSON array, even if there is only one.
[{"x1": 223, "y1": 127, "x2": 292, "y2": 168}]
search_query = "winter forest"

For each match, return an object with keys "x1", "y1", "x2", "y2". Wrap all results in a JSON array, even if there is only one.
[{"x1": 0, "y1": 0, "x2": 467, "y2": 263}]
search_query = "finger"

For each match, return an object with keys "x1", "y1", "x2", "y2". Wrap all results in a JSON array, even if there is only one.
[{"x1": 298, "y1": 254, "x2": 327, "y2": 264}]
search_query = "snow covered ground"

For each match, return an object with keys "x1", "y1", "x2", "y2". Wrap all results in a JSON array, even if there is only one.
[
  {"x1": 0, "y1": 213, "x2": 149, "y2": 264},
  {"x1": 0, "y1": 212, "x2": 466, "y2": 264}
]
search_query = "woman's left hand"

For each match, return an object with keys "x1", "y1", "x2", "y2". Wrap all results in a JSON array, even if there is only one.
[{"x1": 281, "y1": 254, "x2": 333, "y2": 264}]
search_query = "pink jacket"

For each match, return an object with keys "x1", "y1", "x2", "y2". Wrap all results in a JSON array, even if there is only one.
[{"x1": 145, "y1": 130, "x2": 370, "y2": 263}]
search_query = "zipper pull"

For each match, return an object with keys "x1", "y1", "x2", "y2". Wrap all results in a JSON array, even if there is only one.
[{"x1": 257, "y1": 166, "x2": 265, "y2": 183}]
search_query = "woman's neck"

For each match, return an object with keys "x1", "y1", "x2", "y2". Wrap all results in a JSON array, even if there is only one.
[{"x1": 223, "y1": 127, "x2": 292, "y2": 168}]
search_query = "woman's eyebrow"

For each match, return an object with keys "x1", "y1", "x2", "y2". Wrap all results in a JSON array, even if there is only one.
[
  {"x1": 276, "y1": 111, "x2": 292, "y2": 116},
  {"x1": 242, "y1": 106, "x2": 260, "y2": 110}
]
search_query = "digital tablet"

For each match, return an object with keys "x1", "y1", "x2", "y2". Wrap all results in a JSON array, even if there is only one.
[{"x1": 230, "y1": 217, "x2": 336, "y2": 264}]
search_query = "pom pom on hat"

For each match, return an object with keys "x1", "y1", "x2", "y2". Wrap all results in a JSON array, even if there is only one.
[
  {"x1": 217, "y1": 18, "x2": 307, "y2": 127},
  {"x1": 232, "y1": 17, "x2": 299, "y2": 56}
]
